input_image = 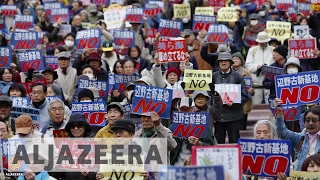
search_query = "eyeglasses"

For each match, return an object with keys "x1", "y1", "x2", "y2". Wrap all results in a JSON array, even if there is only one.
[
  {"x1": 123, "y1": 65, "x2": 134, "y2": 69},
  {"x1": 305, "y1": 118, "x2": 319, "y2": 124},
  {"x1": 50, "y1": 107, "x2": 64, "y2": 112},
  {"x1": 31, "y1": 91, "x2": 44, "y2": 95},
  {"x1": 70, "y1": 123, "x2": 85, "y2": 129}
]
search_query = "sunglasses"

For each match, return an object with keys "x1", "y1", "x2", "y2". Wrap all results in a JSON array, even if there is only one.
[{"x1": 70, "y1": 123, "x2": 85, "y2": 129}]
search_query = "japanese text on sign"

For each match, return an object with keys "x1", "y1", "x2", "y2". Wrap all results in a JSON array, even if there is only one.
[
  {"x1": 215, "y1": 84, "x2": 242, "y2": 104},
  {"x1": 158, "y1": 19, "x2": 182, "y2": 37},
  {"x1": 173, "y1": 4, "x2": 191, "y2": 18},
  {"x1": 266, "y1": 21, "x2": 291, "y2": 41},
  {"x1": 205, "y1": 24, "x2": 231, "y2": 43},
  {"x1": 156, "y1": 39, "x2": 187, "y2": 62},
  {"x1": 288, "y1": 38, "x2": 317, "y2": 59},
  {"x1": 195, "y1": 7, "x2": 214, "y2": 16},
  {"x1": 192, "y1": 15, "x2": 216, "y2": 32},
  {"x1": 44, "y1": 2, "x2": 62, "y2": 9},
  {"x1": 183, "y1": 69, "x2": 212, "y2": 90},
  {"x1": 10, "y1": 97, "x2": 30, "y2": 107},
  {"x1": 217, "y1": 7, "x2": 237, "y2": 22},
  {"x1": 0, "y1": 47, "x2": 12, "y2": 68},
  {"x1": 158, "y1": 166, "x2": 225, "y2": 180}
]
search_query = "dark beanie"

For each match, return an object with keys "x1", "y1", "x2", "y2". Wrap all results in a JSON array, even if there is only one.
[
  {"x1": 166, "y1": 67, "x2": 180, "y2": 79},
  {"x1": 78, "y1": 88, "x2": 94, "y2": 102},
  {"x1": 232, "y1": 52, "x2": 244, "y2": 65},
  {"x1": 273, "y1": 45, "x2": 288, "y2": 59}
]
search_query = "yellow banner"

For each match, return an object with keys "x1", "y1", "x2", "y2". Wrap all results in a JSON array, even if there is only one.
[
  {"x1": 100, "y1": 154, "x2": 144, "y2": 180},
  {"x1": 287, "y1": 170, "x2": 320, "y2": 179},
  {"x1": 183, "y1": 69, "x2": 212, "y2": 90},
  {"x1": 81, "y1": 22, "x2": 91, "y2": 29},
  {"x1": 266, "y1": 21, "x2": 291, "y2": 42},
  {"x1": 108, "y1": 3, "x2": 123, "y2": 9},
  {"x1": 217, "y1": 7, "x2": 237, "y2": 22},
  {"x1": 195, "y1": 7, "x2": 214, "y2": 16},
  {"x1": 173, "y1": 4, "x2": 191, "y2": 18}
]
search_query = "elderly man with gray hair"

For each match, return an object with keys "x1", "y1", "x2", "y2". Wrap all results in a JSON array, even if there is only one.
[
  {"x1": 254, "y1": 119, "x2": 277, "y2": 140},
  {"x1": 41, "y1": 98, "x2": 68, "y2": 137}
]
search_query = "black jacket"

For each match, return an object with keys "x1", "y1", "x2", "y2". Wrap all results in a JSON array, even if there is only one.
[{"x1": 212, "y1": 69, "x2": 249, "y2": 122}]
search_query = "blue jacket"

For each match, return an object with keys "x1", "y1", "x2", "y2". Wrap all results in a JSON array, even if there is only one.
[
  {"x1": 240, "y1": 2, "x2": 257, "y2": 15},
  {"x1": 146, "y1": 14, "x2": 161, "y2": 28},
  {"x1": 29, "y1": 99, "x2": 51, "y2": 130},
  {"x1": 275, "y1": 116, "x2": 320, "y2": 170},
  {"x1": 0, "y1": 81, "x2": 13, "y2": 95}
]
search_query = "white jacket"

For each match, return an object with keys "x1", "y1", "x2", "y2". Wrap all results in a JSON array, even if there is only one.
[
  {"x1": 55, "y1": 66, "x2": 78, "y2": 100},
  {"x1": 245, "y1": 45, "x2": 275, "y2": 86}
]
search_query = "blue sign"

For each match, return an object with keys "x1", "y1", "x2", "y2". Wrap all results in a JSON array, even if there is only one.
[
  {"x1": 275, "y1": 71, "x2": 320, "y2": 106},
  {"x1": 43, "y1": 2, "x2": 63, "y2": 9},
  {"x1": 46, "y1": 96, "x2": 62, "y2": 103},
  {"x1": 122, "y1": 104, "x2": 132, "y2": 118},
  {"x1": 268, "y1": 98, "x2": 301, "y2": 121},
  {"x1": 7, "y1": 138, "x2": 27, "y2": 172},
  {"x1": 114, "y1": 30, "x2": 136, "y2": 48},
  {"x1": 14, "y1": 15, "x2": 34, "y2": 30},
  {"x1": 206, "y1": 24, "x2": 231, "y2": 43},
  {"x1": 0, "y1": 47, "x2": 12, "y2": 68},
  {"x1": 125, "y1": 8, "x2": 144, "y2": 23},
  {"x1": 192, "y1": 15, "x2": 216, "y2": 32},
  {"x1": 77, "y1": 79, "x2": 109, "y2": 101},
  {"x1": 71, "y1": 102, "x2": 107, "y2": 126},
  {"x1": 108, "y1": 74, "x2": 114, "y2": 95},
  {"x1": 171, "y1": 112, "x2": 209, "y2": 138},
  {"x1": 215, "y1": 84, "x2": 241, "y2": 104},
  {"x1": 113, "y1": 74, "x2": 141, "y2": 92},
  {"x1": 262, "y1": 65, "x2": 285, "y2": 81},
  {"x1": 10, "y1": 97, "x2": 30, "y2": 107},
  {"x1": 238, "y1": 138, "x2": 291, "y2": 178},
  {"x1": 12, "y1": 32, "x2": 38, "y2": 50},
  {"x1": 158, "y1": 19, "x2": 183, "y2": 37},
  {"x1": 1, "y1": 140, "x2": 8, "y2": 163},
  {"x1": 17, "y1": 50, "x2": 45, "y2": 72},
  {"x1": 75, "y1": 29, "x2": 101, "y2": 49},
  {"x1": 10, "y1": 106, "x2": 41, "y2": 130},
  {"x1": 46, "y1": 56, "x2": 59, "y2": 70},
  {"x1": 50, "y1": 8, "x2": 70, "y2": 23},
  {"x1": 131, "y1": 84, "x2": 172, "y2": 119},
  {"x1": 244, "y1": 77, "x2": 252, "y2": 98},
  {"x1": 158, "y1": 165, "x2": 225, "y2": 180}
]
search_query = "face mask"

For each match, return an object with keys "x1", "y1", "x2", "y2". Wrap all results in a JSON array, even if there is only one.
[
  {"x1": 65, "y1": 40, "x2": 74, "y2": 47},
  {"x1": 250, "y1": 20, "x2": 258, "y2": 26},
  {"x1": 81, "y1": 100, "x2": 93, "y2": 102},
  {"x1": 127, "y1": 90, "x2": 134, "y2": 100},
  {"x1": 84, "y1": 73, "x2": 94, "y2": 80},
  {"x1": 187, "y1": 45, "x2": 194, "y2": 52},
  {"x1": 259, "y1": 11, "x2": 266, "y2": 17},
  {"x1": 287, "y1": 67, "x2": 298, "y2": 74}
]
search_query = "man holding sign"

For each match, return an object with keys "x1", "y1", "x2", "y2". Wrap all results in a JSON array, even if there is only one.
[{"x1": 212, "y1": 52, "x2": 249, "y2": 144}]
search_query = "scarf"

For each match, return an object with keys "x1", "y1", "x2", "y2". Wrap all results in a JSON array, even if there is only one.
[
  {"x1": 141, "y1": 127, "x2": 156, "y2": 152},
  {"x1": 52, "y1": 121, "x2": 63, "y2": 129},
  {"x1": 233, "y1": 66, "x2": 243, "y2": 75},
  {"x1": 32, "y1": 99, "x2": 46, "y2": 109},
  {"x1": 18, "y1": 170, "x2": 50, "y2": 180}
]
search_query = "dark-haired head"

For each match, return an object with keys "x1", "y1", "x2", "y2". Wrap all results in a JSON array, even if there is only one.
[
  {"x1": 122, "y1": 58, "x2": 137, "y2": 75},
  {"x1": 128, "y1": 45, "x2": 141, "y2": 59},
  {"x1": 8, "y1": 83, "x2": 27, "y2": 97},
  {"x1": 303, "y1": 106, "x2": 320, "y2": 135},
  {"x1": 301, "y1": 153, "x2": 320, "y2": 171},
  {"x1": 0, "y1": 68, "x2": 13, "y2": 82},
  {"x1": 80, "y1": 64, "x2": 95, "y2": 75},
  {"x1": 44, "y1": 33, "x2": 53, "y2": 44},
  {"x1": 54, "y1": 46, "x2": 66, "y2": 56},
  {"x1": 31, "y1": 82, "x2": 47, "y2": 93},
  {"x1": 113, "y1": 60, "x2": 124, "y2": 74}
]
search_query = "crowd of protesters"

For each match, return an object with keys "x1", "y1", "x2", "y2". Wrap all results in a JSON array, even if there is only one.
[{"x1": 1, "y1": 0, "x2": 320, "y2": 179}]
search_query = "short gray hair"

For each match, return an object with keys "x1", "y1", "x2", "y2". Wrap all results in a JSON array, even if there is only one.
[
  {"x1": 48, "y1": 98, "x2": 65, "y2": 112},
  {"x1": 253, "y1": 120, "x2": 277, "y2": 139}
]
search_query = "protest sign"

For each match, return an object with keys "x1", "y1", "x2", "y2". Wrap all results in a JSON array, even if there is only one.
[
  {"x1": 158, "y1": 19, "x2": 183, "y2": 37},
  {"x1": 46, "y1": 96, "x2": 62, "y2": 103},
  {"x1": 75, "y1": 29, "x2": 101, "y2": 49},
  {"x1": 173, "y1": 4, "x2": 191, "y2": 18},
  {"x1": 288, "y1": 38, "x2": 317, "y2": 59},
  {"x1": 53, "y1": 129, "x2": 69, "y2": 138},
  {"x1": 311, "y1": 0, "x2": 320, "y2": 12},
  {"x1": 81, "y1": 0, "x2": 90, "y2": 6},
  {"x1": 192, "y1": 15, "x2": 216, "y2": 32},
  {"x1": 158, "y1": 166, "x2": 225, "y2": 180},
  {"x1": 244, "y1": 77, "x2": 252, "y2": 98},
  {"x1": 17, "y1": 50, "x2": 45, "y2": 72},
  {"x1": 100, "y1": 154, "x2": 144, "y2": 180},
  {"x1": 113, "y1": 74, "x2": 140, "y2": 92},
  {"x1": 15, "y1": 15, "x2": 33, "y2": 30},
  {"x1": 239, "y1": 138, "x2": 291, "y2": 178},
  {"x1": 205, "y1": 24, "x2": 231, "y2": 43},
  {"x1": 192, "y1": 145, "x2": 242, "y2": 180},
  {"x1": 55, "y1": 139, "x2": 98, "y2": 170},
  {"x1": 37, "y1": 31, "x2": 47, "y2": 45},
  {"x1": 297, "y1": 2, "x2": 311, "y2": 17},
  {"x1": 0, "y1": 17, "x2": 4, "y2": 30},
  {"x1": 288, "y1": 170, "x2": 320, "y2": 179},
  {"x1": 71, "y1": 102, "x2": 107, "y2": 126},
  {"x1": 58, "y1": 24, "x2": 71, "y2": 35},
  {"x1": 0, "y1": 47, "x2": 12, "y2": 68},
  {"x1": 50, "y1": 8, "x2": 69, "y2": 23},
  {"x1": 21, "y1": 79, "x2": 47, "y2": 95},
  {"x1": 183, "y1": 69, "x2": 212, "y2": 90},
  {"x1": 288, "y1": 7, "x2": 297, "y2": 21},
  {"x1": 10, "y1": 97, "x2": 30, "y2": 107},
  {"x1": 125, "y1": 8, "x2": 144, "y2": 23},
  {"x1": 1, "y1": 140, "x2": 8, "y2": 169},
  {"x1": 195, "y1": 7, "x2": 214, "y2": 15},
  {"x1": 122, "y1": 104, "x2": 132, "y2": 118},
  {"x1": 171, "y1": 112, "x2": 209, "y2": 138},
  {"x1": 109, "y1": 0, "x2": 124, "y2": 5},
  {"x1": 208, "y1": 0, "x2": 225, "y2": 13},
  {"x1": 146, "y1": 28, "x2": 158, "y2": 44},
  {"x1": 46, "y1": 56, "x2": 59, "y2": 70},
  {"x1": 266, "y1": 21, "x2": 291, "y2": 42},
  {"x1": 275, "y1": 71, "x2": 320, "y2": 106},
  {"x1": 114, "y1": 30, "x2": 135, "y2": 48},
  {"x1": 12, "y1": 32, "x2": 38, "y2": 50},
  {"x1": 172, "y1": 88, "x2": 186, "y2": 99},
  {"x1": 276, "y1": 0, "x2": 294, "y2": 11},
  {"x1": 144, "y1": 4, "x2": 160, "y2": 16},
  {"x1": 148, "y1": 0, "x2": 164, "y2": 8},
  {"x1": 0, "y1": 5, "x2": 17, "y2": 16},
  {"x1": 7, "y1": 139, "x2": 27, "y2": 173},
  {"x1": 93, "y1": 0, "x2": 108, "y2": 5},
  {"x1": 156, "y1": 38, "x2": 187, "y2": 62},
  {"x1": 103, "y1": 7, "x2": 126, "y2": 30},
  {"x1": 294, "y1": 25, "x2": 309, "y2": 38},
  {"x1": 78, "y1": 79, "x2": 109, "y2": 101},
  {"x1": 262, "y1": 65, "x2": 285, "y2": 81},
  {"x1": 44, "y1": 2, "x2": 63, "y2": 9},
  {"x1": 10, "y1": 106, "x2": 40, "y2": 130},
  {"x1": 217, "y1": 7, "x2": 237, "y2": 22},
  {"x1": 268, "y1": 98, "x2": 301, "y2": 121},
  {"x1": 108, "y1": 74, "x2": 115, "y2": 95},
  {"x1": 131, "y1": 84, "x2": 173, "y2": 119},
  {"x1": 215, "y1": 84, "x2": 241, "y2": 104}
]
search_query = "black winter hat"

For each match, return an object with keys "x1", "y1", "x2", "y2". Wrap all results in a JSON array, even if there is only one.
[
  {"x1": 65, "y1": 113, "x2": 91, "y2": 137},
  {"x1": 41, "y1": 67, "x2": 58, "y2": 80},
  {"x1": 273, "y1": 45, "x2": 288, "y2": 59},
  {"x1": 111, "y1": 119, "x2": 135, "y2": 133},
  {"x1": 78, "y1": 88, "x2": 94, "y2": 102}
]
